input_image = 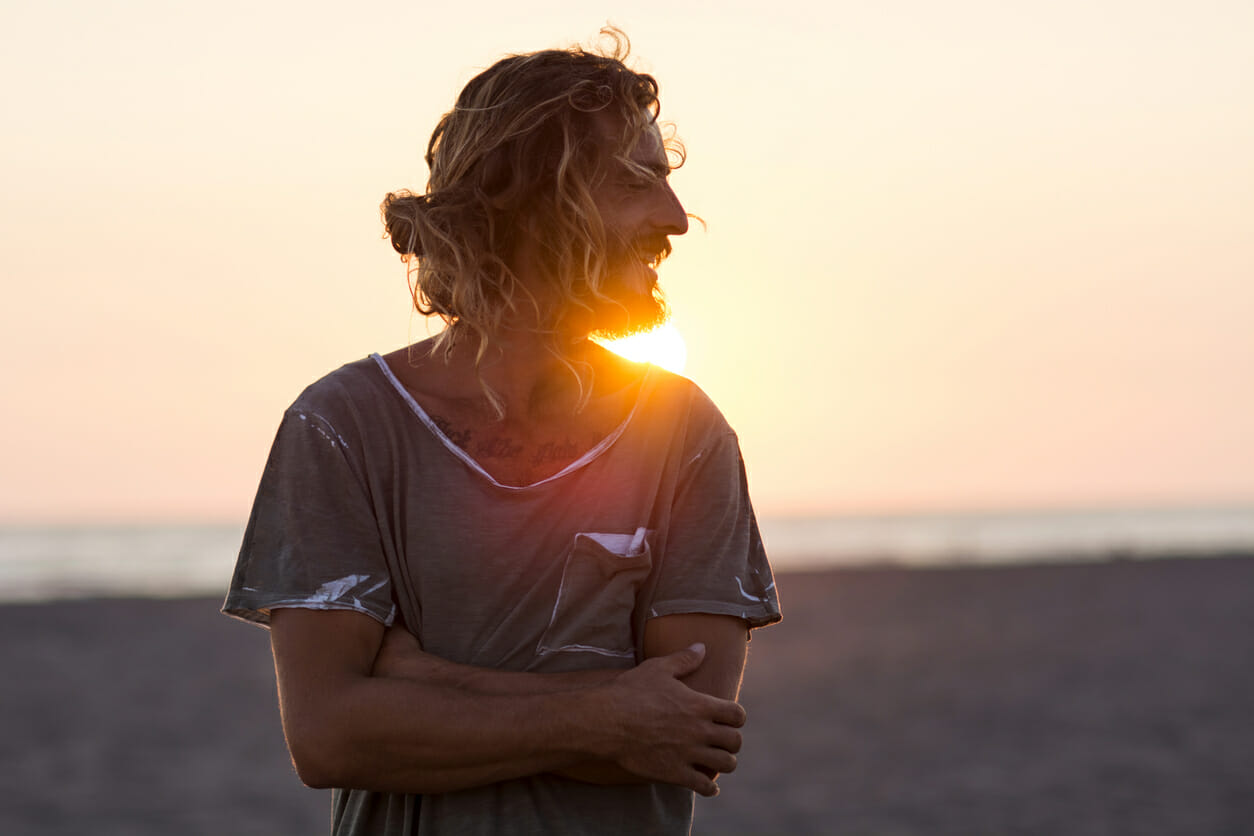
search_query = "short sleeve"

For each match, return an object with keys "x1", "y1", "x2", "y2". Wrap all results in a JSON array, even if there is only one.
[
  {"x1": 648, "y1": 431, "x2": 781, "y2": 630},
  {"x1": 222, "y1": 408, "x2": 396, "y2": 628}
]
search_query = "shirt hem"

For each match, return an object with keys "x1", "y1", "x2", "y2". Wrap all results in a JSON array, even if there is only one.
[
  {"x1": 646, "y1": 599, "x2": 782, "y2": 630},
  {"x1": 221, "y1": 596, "x2": 396, "y2": 629}
]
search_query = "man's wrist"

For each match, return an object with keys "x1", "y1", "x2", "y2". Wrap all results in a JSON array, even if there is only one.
[
  {"x1": 552, "y1": 682, "x2": 621, "y2": 762},
  {"x1": 571, "y1": 679, "x2": 628, "y2": 761}
]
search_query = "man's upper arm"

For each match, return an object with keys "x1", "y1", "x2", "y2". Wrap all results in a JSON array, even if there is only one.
[
  {"x1": 268, "y1": 608, "x2": 387, "y2": 784},
  {"x1": 270, "y1": 607, "x2": 385, "y2": 692},
  {"x1": 643, "y1": 613, "x2": 748, "y2": 702}
]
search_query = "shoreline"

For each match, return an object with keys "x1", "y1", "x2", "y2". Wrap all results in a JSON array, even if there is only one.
[
  {"x1": 4, "y1": 555, "x2": 1253, "y2": 835},
  {"x1": 3, "y1": 548, "x2": 1253, "y2": 607}
]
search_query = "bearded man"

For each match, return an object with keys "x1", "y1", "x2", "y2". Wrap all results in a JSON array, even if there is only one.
[{"x1": 225, "y1": 29, "x2": 780, "y2": 836}]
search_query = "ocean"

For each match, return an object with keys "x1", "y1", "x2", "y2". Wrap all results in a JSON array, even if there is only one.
[{"x1": 2, "y1": 506, "x2": 1253, "y2": 603}]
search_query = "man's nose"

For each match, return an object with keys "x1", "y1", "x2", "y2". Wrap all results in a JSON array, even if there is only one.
[{"x1": 655, "y1": 183, "x2": 689, "y2": 236}]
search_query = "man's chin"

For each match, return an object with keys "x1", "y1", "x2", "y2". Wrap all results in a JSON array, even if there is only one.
[{"x1": 589, "y1": 296, "x2": 668, "y2": 341}]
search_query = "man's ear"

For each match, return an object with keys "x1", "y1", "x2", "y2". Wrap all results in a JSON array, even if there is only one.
[{"x1": 479, "y1": 150, "x2": 518, "y2": 210}]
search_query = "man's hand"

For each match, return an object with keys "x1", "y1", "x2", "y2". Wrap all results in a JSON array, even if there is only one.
[
  {"x1": 368, "y1": 620, "x2": 745, "y2": 795},
  {"x1": 273, "y1": 609, "x2": 749, "y2": 795},
  {"x1": 597, "y1": 643, "x2": 746, "y2": 797}
]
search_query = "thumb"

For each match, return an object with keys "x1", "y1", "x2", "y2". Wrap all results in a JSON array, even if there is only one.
[{"x1": 658, "y1": 642, "x2": 706, "y2": 677}]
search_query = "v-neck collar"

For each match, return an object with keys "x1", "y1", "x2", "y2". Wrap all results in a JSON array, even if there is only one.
[{"x1": 370, "y1": 352, "x2": 652, "y2": 491}]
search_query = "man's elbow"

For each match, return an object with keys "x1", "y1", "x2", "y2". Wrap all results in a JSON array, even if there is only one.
[
  {"x1": 285, "y1": 721, "x2": 348, "y2": 789},
  {"x1": 279, "y1": 691, "x2": 369, "y2": 789},
  {"x1": 282, "y1": 699, "x2": 440, "y2": 793},
  {"x1": 294, "y1": 762, "x2": 337, "y2": 791}
]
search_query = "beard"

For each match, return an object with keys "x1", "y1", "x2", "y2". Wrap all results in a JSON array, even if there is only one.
[
  {"x1": 586, "y1": 237, "x2": 671, "y2": 339},
  {"x1": 589, "y1": 284, "x2": 668, "y2": 340},
  {"x1": 588, "y1": 268, "x2": 668, "y2": 340}
]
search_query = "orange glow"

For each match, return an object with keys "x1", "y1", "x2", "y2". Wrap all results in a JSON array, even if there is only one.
[
  {"x1": 599, "y1": 323, "x2": 688, "y2": 374},
  {"x1": 3, "y1": 7, "x2": 1254, "y2": 522}
]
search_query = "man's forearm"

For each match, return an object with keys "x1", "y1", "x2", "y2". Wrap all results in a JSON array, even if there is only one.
[
  {"x1": 370, "y1": 630, "x2": 648, "y2": 785},
  {"x1": 372, "y1": 629, "x2": 621, "y2": 695},
  {"x1": 290, "y1": 675, "x2": 617, "y2": 794},
  {"x1": 278, "y1": 624, "x2": 636, "y2": 792},
  {"x1": 367, "y1": 617, "x2": 747, "y2": 790},
  {"x1": 271, "y1": 610, "x2": 741, "y2": 797}
]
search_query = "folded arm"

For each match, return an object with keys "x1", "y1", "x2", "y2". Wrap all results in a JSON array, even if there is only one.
[
  {"x1": 552, "y1": 613, "x2": 749, "y2": 788},
  {"x1": 268, "y1": 608, "x2": 746, "y2": 796}
]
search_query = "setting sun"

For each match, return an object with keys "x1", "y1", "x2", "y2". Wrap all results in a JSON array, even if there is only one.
[{"x1": 599, "y1": 323, "x2": 688, "y2": 375}]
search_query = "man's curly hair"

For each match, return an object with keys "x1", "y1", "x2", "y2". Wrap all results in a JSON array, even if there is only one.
[{"x1": 380, "y1": 27, "x2": 685, "y2": 379}]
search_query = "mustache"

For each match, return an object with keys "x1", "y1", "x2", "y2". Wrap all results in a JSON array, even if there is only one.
[{"x1": 632, "y1": 237, "x2": 673, "y2": 267}]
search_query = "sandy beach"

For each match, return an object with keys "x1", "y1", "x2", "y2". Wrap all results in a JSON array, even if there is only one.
[{"x1": 4, "y1": 555, "x2": 1252, "y2": 835}]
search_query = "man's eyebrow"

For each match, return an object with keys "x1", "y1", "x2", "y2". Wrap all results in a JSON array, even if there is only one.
[
  {"x1": 640, "y1": 161, "x2": 672, "y2": 178},
  {"x1": 616, "y1": 156, "x2": 672, "y2": 180}
]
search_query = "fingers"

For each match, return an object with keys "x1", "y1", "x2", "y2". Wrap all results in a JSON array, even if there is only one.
[
  {"x1": 612, "y1": 649, "x2": 751, "y2": 794},
  {"x1": 684, "y1": 745, "x2": 739, "y2": 796},
  {"x1": 652, "y1": 642, "x2": 706, "y2": 678},
  {"x1": 707, "y1": 695, "x2": 747, "y2": 728},
  {"x1": 685, "y1": 753, "x2": 738, "y2": 796},
  {"x1": 681, "y1": 766, "x2": 721, "y2": 798},
  {"x1": 693, "y1": 776, "x2": 720, "y2": 798},
  {"x1": 694, "y1": 745, "x2": 738, "y2": 776},
  {"x1": 708, "y1": 723, "x2": 742, "y2": 756}
]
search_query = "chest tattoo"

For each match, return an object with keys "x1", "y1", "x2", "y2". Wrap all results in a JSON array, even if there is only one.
[
  {"x1": 473, "y1": 435, "x2": 524, "y2": 460},
  {"x1": 529, "y1": 438, "x2": 580, "y2": 467},
  {"x1": 431, "y1": 416, "x2": 474, "y2": 448},
  {"x1": 432, "y1": 414, "x2": 597, "y2": 474}
]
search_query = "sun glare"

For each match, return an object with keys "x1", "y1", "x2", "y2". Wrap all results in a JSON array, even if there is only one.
[{"x1": 600, "y1": 323, "x2": 688, "y2": 375}]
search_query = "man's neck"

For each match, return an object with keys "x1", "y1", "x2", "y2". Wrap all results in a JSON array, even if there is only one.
[
  {"x1": 383, "y1": 330, "x2": 644, "y2": 486},
  {"x1": 465, "y1": 330, "x2": 594, "y2": 420},
  {"x1": 397, "y1": 236, "x2": 635, "y2": 423},
  {"x1": 402, "y1": 329, "x2": 625, "y2": 422}
]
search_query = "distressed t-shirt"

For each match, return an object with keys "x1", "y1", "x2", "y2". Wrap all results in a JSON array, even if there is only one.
[{"x1": 224, "y1": 354, "x2": 781, "y2": 836}]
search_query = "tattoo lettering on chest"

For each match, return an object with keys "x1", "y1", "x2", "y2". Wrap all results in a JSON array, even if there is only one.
[
  {"x1": 431, "y1": 416, "x2": 474, "y2": 448},
  {"x1": 474, "y1": 435, "x2": 524, "y2": 460},
  {"x1": 530, "y1": 439, "x2": 579, "y2": 467},
  {"x1": 431, "y1": 415, "x2": 593, "y2": 467}
]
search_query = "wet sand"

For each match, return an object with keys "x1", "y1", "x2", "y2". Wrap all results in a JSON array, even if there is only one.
[{"x1": 4, "y1": 555, "x2": 1253, "y2": 835}]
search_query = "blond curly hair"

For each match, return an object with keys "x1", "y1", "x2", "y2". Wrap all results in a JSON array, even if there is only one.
[{"x1": 380, "y1": 27, "x2": 684, "y2": 375}]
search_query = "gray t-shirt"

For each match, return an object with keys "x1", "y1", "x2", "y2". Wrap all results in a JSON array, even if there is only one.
[{"x1": 224, "y1": 354, "x2": 781, "y2": 836}]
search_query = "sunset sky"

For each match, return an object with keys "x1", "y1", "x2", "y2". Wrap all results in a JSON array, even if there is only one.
[{"x1": 3, "y1": 0, "x2": 1252, "y2": 523}]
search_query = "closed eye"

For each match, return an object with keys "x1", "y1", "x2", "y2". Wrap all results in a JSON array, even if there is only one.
[
  {"x1": 621, "y1": 177, "x2": 655, "y2": 193},
  {"x1": 616, "y1": 160, "x2": 672, "y2": 191}
]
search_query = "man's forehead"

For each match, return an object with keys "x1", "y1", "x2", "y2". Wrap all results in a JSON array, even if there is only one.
[
  {"x1": 630, "y1": 123, "x2": 667, "y2": 165},
  {"x1": 591, "y1": 113, "x2": 668, "y2": 166}
]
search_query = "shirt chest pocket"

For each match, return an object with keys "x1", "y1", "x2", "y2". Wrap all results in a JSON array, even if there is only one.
[{"x1": 536, "y1": 530, "x2": 653, "y2": 662}]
